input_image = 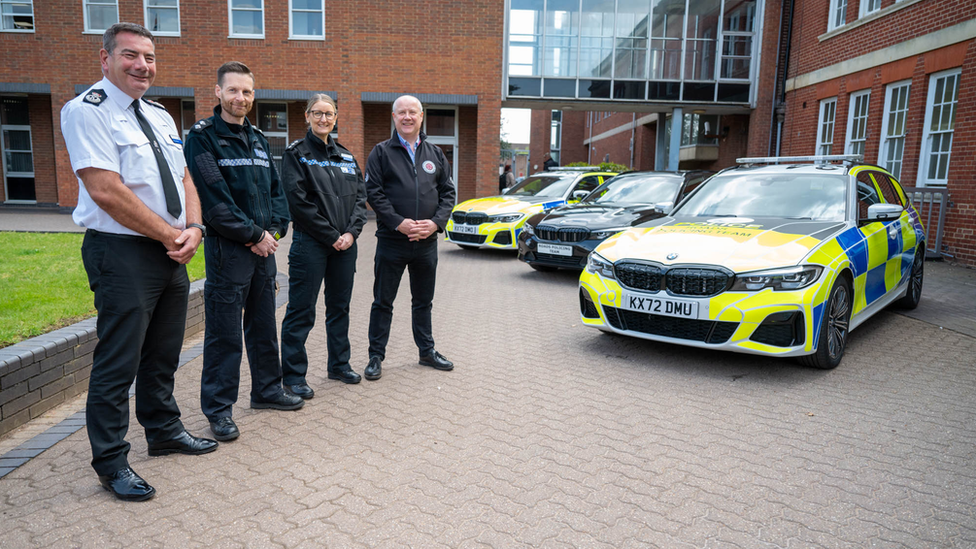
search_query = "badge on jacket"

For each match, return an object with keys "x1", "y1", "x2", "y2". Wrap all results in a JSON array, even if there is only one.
[{"x1": 422, "y1": 160, "x2": 436, "y2": 174}]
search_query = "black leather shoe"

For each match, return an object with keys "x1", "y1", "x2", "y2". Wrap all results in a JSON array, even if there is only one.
[
  {"x1": 147, "y1": 430, "x2": 219, "y2": 456},
  {"x1": 251, "y1": 391, "x2": 305, "y2": 411},
  {"x1": 328, "y1": 370, "x2": 361, "y2": 384},
  {"x1": 364, "y1": 356, "x2": 382, "y2": 381},
  {"x1": 286, "y1": 382, "x2": 315, "y2": 399},
  {"x1": 98, "y1": 467, "x2": 156, "y2": 502},
  {"x1": 209, "y1": 417, "x2": 240, "y2": 441},
  {"x1": 419, "y1": 350, "x2": 454, "y2": 371}
]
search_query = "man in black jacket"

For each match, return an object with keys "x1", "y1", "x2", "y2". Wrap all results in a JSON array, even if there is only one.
[
  {"x1": 183, "y1": 61, "x2": 303, "y2": 443},
  {"x1": 363, "y1": 95, "x2": 456, "y2": 380}
]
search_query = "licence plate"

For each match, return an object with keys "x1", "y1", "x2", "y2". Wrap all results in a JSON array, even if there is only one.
[
  {"x1": 621, "y1": 291, "x2": 700, "y2": 319},
  {"x1": 453, "y1": 224, "x2": 479, "y2": 235},
  {"x1": 538, "y1": 243, "x2": 572, "y2": 256}
]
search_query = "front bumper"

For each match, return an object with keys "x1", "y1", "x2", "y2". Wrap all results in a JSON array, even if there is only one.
[
  {"x1": 445, "y1": 219, "x2": 522, "y2": 249},
  {"x1": 517, "y1": 233, "x2": 600, "y2": 270},
  {"x1": 578, "y1": 269, "x2": 830, "y2": 358}
]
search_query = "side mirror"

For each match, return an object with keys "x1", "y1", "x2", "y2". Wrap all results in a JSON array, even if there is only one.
[
  {"x1": 572, "y1": 190, "x2": 590, "y2": 201},
  {"x1": 656, "y1": 201, "x2": 674, "y2": 215},
  {"x1": 866, "y1": 203, "x2": 903, "y2": 222},
  {"x1": 501, "y1": 187, "x2": 510, "y2": 195}
]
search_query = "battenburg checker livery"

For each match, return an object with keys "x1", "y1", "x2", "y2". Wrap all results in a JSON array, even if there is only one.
[{"x1": 578, "y1": 155, "x2": 926, "y2": 369}]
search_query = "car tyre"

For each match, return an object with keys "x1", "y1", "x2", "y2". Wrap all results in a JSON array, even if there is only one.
[
  {"x1": 894, "y1": 248, "x2": 924, "y2": 310},
  {"x1": 799, "y1": 276, "x2": 851, "y2": 370},
  {"x1": 530, "y1": 264, "x2": 555, "y2": 272}
]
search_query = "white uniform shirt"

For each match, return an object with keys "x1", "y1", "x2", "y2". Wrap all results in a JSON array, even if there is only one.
[{"x1": 61, "y1": 77, "x2": 188, "y2": 235}]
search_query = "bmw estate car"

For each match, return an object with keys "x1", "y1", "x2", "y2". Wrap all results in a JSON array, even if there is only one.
[
  {"x1": 578, "y1": 155, "x2": 926, "y2": 369},
  {"x1": 518, "y1": 171, "x2": 711, "y2": 271},
  {"x1": 445, "y1": 168, "x2": 617, "y2": 250}
]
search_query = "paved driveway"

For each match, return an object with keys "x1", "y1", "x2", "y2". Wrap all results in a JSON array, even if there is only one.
[{"x1": 1, "y1": 222, "x2": 975, "y2": 548}]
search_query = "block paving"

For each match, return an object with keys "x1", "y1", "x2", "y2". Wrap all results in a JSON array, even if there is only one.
[{"x1": 1, "y1": 222, "x2": 975, "y2": 548}]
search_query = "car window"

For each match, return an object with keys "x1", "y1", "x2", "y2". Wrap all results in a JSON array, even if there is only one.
[
  {"x1": 678, "y1": 177, "x2": 704, "y2": 201},
  {"x1": 506, "y1": 174, "x2": 576, "y2": 197},
  {"x1": 870, "y1": 172, "x2": 907, "y2": 207},
  {"x1": 675, "y1": 173, "x2": 848, "y2": 221},
  {"x1": 573, "y1": 175, "x2": 602, "y2": 195},
  {"x1": 856, "y1": 172, "x2": 882, "y2": 219}
]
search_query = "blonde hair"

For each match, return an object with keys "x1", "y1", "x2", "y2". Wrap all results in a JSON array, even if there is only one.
[{"x1": 305, "y1": 93, "x2": 337, "y2": 113}]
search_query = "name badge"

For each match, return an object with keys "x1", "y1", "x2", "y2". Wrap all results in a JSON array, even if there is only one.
[
  {"x1": 341, "y1": 167, "x2": 354, "y2": 174},
  {"x1": 169, "y1": 135, "x2": 183, "y2": 148},
  {"x1": 341, "y1": 153, "x2": 354, "y2": 161}
]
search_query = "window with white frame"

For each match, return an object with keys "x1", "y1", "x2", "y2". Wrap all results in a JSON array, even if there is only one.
[
  {"x1": 180, "y1": 99, "x2": 195, "y2": 141},
  {"x1": 1, "y1": 97, "x2": 35, "y2": 201},
  {"x1": 550, "y1": 110, "x2": 562, "y2": 165},
  {"x1": 816, "y1": 98, "x2": 837, "y2": 155},
  {"x1": 1, "y1": 0, "x2": 34, "y2": 31},
  {"x1": 918, "y1": 68, "x2": 960, "y2": 186},
  {"x1": 828, "y1": 0, "x2": 846, "y2": 30},
  {"x1": 257, "y1": 103, "x2": 287, "y2": 172},
  {"x1": 859, "y1": 0, "x2": 881, "y2": 18},
  {"x1": 290, "y1": 0, "x2": 323, "y2": 39},
  {"x1": 879, "y1": 80, "x2": 910, "y2": 179},
  {"x1": 845, "y1": 89, "x2": 869, "y2": 157},
  {"x1": 229, "y1": 0, "x2": 263, "y2": 38},
  {"x1": 84, "y1": 0, "x2": 118, "y2": 33},
  {"x1": 145, "y1": 0, "x2": 179, "y2": 36}
]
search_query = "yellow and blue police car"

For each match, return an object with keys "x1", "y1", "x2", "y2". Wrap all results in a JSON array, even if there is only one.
[
  {"x1": 446, "y1": 168, "x2": 617, "y2": 250},
  {"x1": 579, "y1": 155, "x2": 926, "y2": 369}
]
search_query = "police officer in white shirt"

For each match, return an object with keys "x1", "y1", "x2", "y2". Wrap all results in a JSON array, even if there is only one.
[{"x1": 60, "y1": 22, "x2": 217, "y2": 502}]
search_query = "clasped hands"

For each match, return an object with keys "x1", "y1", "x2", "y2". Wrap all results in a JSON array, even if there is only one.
[
  {"x1": 397, "y1": 218, "x2": 438, "y2": 241},
  {"x1": 246, "y1": 230, "x2": 279, "y2": 257}
]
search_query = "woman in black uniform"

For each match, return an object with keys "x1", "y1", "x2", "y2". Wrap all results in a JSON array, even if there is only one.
[{"x1": 280, "y1": 94, "x2": 368, "y2": 397}]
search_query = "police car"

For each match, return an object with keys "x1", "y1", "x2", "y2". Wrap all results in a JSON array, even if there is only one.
[
  {"x1": 445, "y1": 168, "x2": 617, "y2": 250},
  {"x1": 578, "y1": 155, "x2": 926, "y2": 369},
  {"x1": 518, "y1": 171, "x2": 711, "y2": 271}
]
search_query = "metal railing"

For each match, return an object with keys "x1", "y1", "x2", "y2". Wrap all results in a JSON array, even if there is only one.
[{"x1": 902, "y1": 186, "x2": 950, "y2": 259}]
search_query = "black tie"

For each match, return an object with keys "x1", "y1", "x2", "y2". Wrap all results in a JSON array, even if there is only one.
[{"x1": 132, "y1": 99, "x2": 181, "y2": 218}]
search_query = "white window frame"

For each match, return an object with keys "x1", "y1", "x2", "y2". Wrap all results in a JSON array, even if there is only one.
[
  {"x1": 879, "y1": 80, "x2": 911, "y2": 180},
  {"x1": 917, "y1": 68, "x2": 960, "y2": 187},
  {"x1": 228, "y1": 0, "x2": 264, "y2": 39},
  {"x1": 83, "y1": 0, "x2": 118, "y2": 34},
  {"x1": 144, "y1": 0, "x2": 180, "y2": 37},
  {"x1": 0, "y1": 0, "x2": 34, "y2": 32},
  {"x1": 1, "y1": 97, "x2": 35, "y2": 204},
  {"x1": 828, "y1": 0, "x2": 847, "y2": 31},
  {"x1": 257, "y1": 102, "x2": 287, "y2": 172},
  {"x1": 844, "y1": 89, "x2": 870, "y2": 157},
  {"x1": 180, "y1": 99, "x2": 195, "y2": 141},
  {"x1": 288, "y1": 0, "x2": 324, "y2": 40},
  {"x1": 859, "y1": 0, "x2": 882, "y2": 18},
  {"x1": 816, "y1": 97, "x2": 837, "y2": 156}
]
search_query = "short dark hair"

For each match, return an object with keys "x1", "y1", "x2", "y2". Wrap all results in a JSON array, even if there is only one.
[
  {"x1": 102, "y1": 23, "x2": 154, "y2": 55},
  {"x1": 217, "y1": 61, "x2": 254, "y2": 86}
]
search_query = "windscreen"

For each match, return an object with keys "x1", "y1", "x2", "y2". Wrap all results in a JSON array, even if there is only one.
[
  {"x1": 675, "y1": 173, "x2": 848, "y2": 221},
  {"x1": 588, "y1": 175, "x2": 682, "y2": 205},
  {"x1": 506, "y1": 174, "x2": 577, "y2": 198}
]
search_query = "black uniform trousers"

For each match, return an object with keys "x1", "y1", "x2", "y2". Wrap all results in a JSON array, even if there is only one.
[
  {"x1": 201, "y1": 235, "x2": 282, "y2": 420},
  {"x1": 367, "y1": 237, "x2": 438, "y2": 360},
  {"x1": 81, "y1": 230, "x2": 188, "y2": 476},
  {"x1": 280, "y1": 231, "x2": 358, "y2": 383}
]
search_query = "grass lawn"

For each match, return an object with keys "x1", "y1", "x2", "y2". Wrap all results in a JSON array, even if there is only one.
[{"x1": 0, "y1": 232, "x2": 205, "y2": 348}]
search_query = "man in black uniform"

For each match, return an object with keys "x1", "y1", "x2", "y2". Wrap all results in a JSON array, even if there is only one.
[
  {"x1": 61, "y1": 22, "x2": 217, "y2": 502},
  {"x1": 362, "y1": 95, "x2": 456, "y2": 381},
  {"x1": 184, "y1": 61, "x2": 303, "y2": 443}
]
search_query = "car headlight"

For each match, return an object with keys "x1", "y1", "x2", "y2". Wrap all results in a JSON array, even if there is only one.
[
  {"x1": 522, "y1": 222, "x2": 535, "y2": 235},
  {"x1": 590, "y1": 227, "x2": 630, "y2": 240},
  {"x1": 489, "y1": 213, "x2": 524, "y2": 223},
  {"x1": 730, "y1": 265, "x2": 824, "y2": 291},
  {"x1": 585, "y1": 252, "x2": 615, "y2": 279}
]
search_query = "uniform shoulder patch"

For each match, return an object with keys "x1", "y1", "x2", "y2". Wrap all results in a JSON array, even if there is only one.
[
  {"x1": 286, "y1": 139, "x2": 304, "y2": 151},
  {"x1": 82, "y1": 89, "x2": 106, "y2": 106},
  {"x1": 144, "y1": 99, "x2": 166, "y2": 110},
  {"x1": 252, "y1": 127, "x2": 265, "y2": 137},
  {"x1": 190, "y1": 119, "x2": 211, "y2": 133}
]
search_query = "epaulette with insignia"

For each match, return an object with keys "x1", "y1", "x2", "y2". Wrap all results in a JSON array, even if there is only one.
[
  {"x1": 82, "y1": 89, "x2": 106, "y2": 106},
  {"x1": 286, "y1": 139, "x2": 304, "y2": 151},
  {"x1": 190, "y1": 119, "x2": 211, "y2": 133},
  {"x1": 144, "y1": 99, "x2": 167, "y2": 110},
  {"x1": 252, "y1": 127, "x2": 265, "y2": 137}
]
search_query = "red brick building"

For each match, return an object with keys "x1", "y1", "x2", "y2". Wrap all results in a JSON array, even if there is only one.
[
  {"x1": 529, "y1": 0, "x2": 975, "y2": 265},
  {"x1": 0, "y1": 0, "x2": 504, "y2": 210}
]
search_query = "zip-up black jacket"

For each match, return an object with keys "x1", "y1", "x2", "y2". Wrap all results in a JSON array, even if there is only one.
[
  {"x1": 365, "y1": 130, "x2": 456, "y2": 240},
  {"x1": 183, "y1": 105, "x2": 289, "y2": 244},
  {"x1": 281, "y1": 130, "x2": 367, "y2": 245}
]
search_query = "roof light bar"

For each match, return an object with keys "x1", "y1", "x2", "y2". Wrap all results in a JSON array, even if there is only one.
[
  {"x1": 549, "y1": 166, "x2": 602, "y2": 171},
  {"x1": 736, "y1": 155, "x2": 863, "y2": 165}
]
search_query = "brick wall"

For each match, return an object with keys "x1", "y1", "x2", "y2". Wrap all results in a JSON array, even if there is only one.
[
  {"x1": 0, "y1": 280, "x2": 205, "y2": 437},
  {"x1": 560, "y1": 111, "x2": 588, "y2": 165},
  {"x1": 529, "y1": 109, "x2": 551, "y2": 173}
]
